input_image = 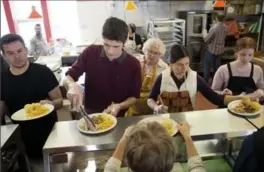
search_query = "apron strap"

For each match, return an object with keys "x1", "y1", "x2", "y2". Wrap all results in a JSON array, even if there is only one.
[
  {"x1": 227, "y1": 63, "x2": 233, "y2": 77},
  {"x1": 250, "y1": 62, "x2": 254, "y2": 78}
]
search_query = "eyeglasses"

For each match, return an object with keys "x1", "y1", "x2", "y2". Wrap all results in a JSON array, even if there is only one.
[{"x1": 147, "y1": 50, "x2": 161, "y2": 56}]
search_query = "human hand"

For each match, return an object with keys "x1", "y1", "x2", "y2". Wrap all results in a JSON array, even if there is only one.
[
  {"x1": 177, "y1": 122, "x2": 191, "y2": 140},
  {"x1": 221, "y1": 88, "x2": 233, "y2": 95},
  {"x1": 66, "y1": 83, "x2": 83, "y2": 110},
  {"x1": 103, "y1": 103, "x2": 121, "y2": 117},
  {"x1": 40, "y1": 99, "x2": 53, "y2": 105},
  {"x1": 154, "y1": 105, "x2": 168, "y2": 114}
]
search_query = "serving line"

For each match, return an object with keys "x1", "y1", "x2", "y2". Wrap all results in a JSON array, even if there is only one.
[
  {"x1": 242, "y1": 110, "x2": 264, "y2": 129},
  {"x1": 43, "y1": 108, "x2": 258, "y2": 172}
]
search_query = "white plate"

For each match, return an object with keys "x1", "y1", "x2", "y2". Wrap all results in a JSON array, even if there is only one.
[
  {"x1": 228, "y1": 100, "x2": 263, "y2": 117},
  {"x1": 11, "y1": 104, "x2": 54, "y2": 121},
  {"x1": 77, "y1": 113, "x2": 117, "y2": 135},
  {"x1": 139, "y1": 116, "x2": 178, "y2": 136}
]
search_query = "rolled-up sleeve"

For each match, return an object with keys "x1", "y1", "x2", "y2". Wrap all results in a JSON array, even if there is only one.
[
  {"x1": 104, "y1": 157, "x2": 122, "y2": 172},
  {"x1": 66, "y1": 48, "x2": 89, "y2": 81},
  {"x1": 188, "y1": 155, "x2": 206, "y2": 172}
]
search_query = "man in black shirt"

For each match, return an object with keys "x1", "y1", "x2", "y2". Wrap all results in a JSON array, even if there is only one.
[{"x1": 0, "y1": 34, "x2": 63, "y2": 158}]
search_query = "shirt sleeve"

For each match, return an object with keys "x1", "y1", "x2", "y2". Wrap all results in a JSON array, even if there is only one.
[
  {"x1": 188, "y1": 155, "x2": 206, "y2": 172},
  {"x1": 103, "y1": 157, "x2": 122, "y2": 172},
  {"x1": 148, "y1": 74, "x2": 162, "y2": 101},
  {"x1": 128, "y1": 60, "x2": 142, "y2": 99},
  {"x1": 65, "y1": 47, "x2": 89, "y2": 81},
  {"x1": 211, "y1": 66, "x2": 226, "y2": 92},
  {"x1": 41, "y1": 65, "x2": 59, "y2": 94},
  {"x1": 197, "y1": 75, "x2": 224, "y2": 105},
  {"x1": 204, "y1": 27, "x2": 215, "y2": 44},
  {"x1": 255, "y1": 66, "x2": 264, "y2": 90}
]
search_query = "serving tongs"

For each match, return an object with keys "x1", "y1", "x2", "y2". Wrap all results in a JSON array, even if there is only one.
[{"x1": 79, "y1": 106, "x2": 97, "y2": 131}]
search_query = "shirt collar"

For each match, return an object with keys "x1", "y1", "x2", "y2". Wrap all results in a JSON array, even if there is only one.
[{"x1": 100, "y1": 46, "x2": 127, "y2": 63}]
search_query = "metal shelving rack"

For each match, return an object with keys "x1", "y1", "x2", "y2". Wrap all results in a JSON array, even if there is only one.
[{"x1": 147, "y1": 18, "x2": 186, "y2": 61}]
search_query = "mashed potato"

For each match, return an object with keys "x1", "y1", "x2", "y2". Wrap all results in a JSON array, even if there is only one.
[
  {"x1": 161, "y1": 119, "x2": 174, "y2": 135},
  {"x1": 80, "y1": 113, "x2": 114, "y2": 131},
  {"x1": 24, "y1": 103, "x2": 49, "y2": 119}
]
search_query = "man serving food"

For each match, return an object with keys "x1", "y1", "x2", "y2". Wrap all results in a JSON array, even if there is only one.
[{"x1": 64, "y1": 17, "x2": 142, "y2": 117}]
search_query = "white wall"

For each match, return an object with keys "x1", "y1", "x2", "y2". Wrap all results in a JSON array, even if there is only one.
[
  {"x1": 47, "y1": 1, "x2": 81, "y2": 45},
  {"x1": 1, "y1": 1, "x2": 10, "y2": 36},
  {"x1": 76, "y1": 1, "x2": 114, "y2": 44}
]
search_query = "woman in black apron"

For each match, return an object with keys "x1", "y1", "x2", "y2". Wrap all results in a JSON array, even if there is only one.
[{"x1": 212, "y1": 37, "x2": 264, "y2": 107}]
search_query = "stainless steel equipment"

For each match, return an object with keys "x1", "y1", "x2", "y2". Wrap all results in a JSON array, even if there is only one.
[
  {"x1": 43, "y1": 108, "x2": 259, "y2": 172},
  {"x1": 1, "y1": 125, "x2": 31, "y2": 172},
  {"x1": 178, "y1": 11, "x2": 216, "y2": 72}
]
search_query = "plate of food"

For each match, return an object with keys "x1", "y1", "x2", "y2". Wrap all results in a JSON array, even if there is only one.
[
  {"x1": 11, "y1": 103, "x2": 54, "y2": 121},
  {"x1": 77, "y1": 113, "x2": 117, "y2": 134},
  {"x1": 228, "y1": 97, "x2": 262, "y2": 117},
  {"x1": 139, "y1": 117, "x2": 178, "y2": 136}
]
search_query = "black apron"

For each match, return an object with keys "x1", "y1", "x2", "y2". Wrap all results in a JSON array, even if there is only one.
[
  {"x1": 219, "y1": 63, "x2": 257, "y2": 108},
  {"x1": 226, "y1": 62, "x2": 257, "y2": 95}
]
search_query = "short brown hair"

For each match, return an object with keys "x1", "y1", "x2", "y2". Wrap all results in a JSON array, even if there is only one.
[
  {"x1": 217, "y1": 13, "x2": 225, "y2": 22},
  {"x1": 125, "y1": 122, "x2": 176, "y2": 172},
  {"x1": 102, "y1": 17, "x2": 128, "y2": 44},
  {"x1": 236, "y1": 37, "x2": 256, "y2": 52}
]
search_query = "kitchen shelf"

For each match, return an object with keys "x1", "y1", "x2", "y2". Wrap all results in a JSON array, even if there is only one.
[{"x1": 147, "y1": 18, "x2": 186, "y2": 61}]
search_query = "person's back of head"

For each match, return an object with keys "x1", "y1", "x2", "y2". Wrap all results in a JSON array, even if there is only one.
[
  {"x1": 125, "y1": 122, "x2": 176, "y2": 172},
  {"x1": 216, "y1": 13, "x2": 225, "y2": 22}
]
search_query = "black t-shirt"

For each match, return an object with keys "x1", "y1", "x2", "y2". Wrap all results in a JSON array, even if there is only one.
[
  {"x1": 1, "y1": 62, "x2": 59, "y2": 115},
  {"x1": 1, "y1": 62, "x2": 59, "y2": 158}
]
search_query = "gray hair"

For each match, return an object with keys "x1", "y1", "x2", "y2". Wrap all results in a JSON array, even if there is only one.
[{"x1": 142, "y1": 38, "x2": 166, "y2": 56}]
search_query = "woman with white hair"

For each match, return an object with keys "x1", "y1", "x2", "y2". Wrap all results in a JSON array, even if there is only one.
[{"x1": 126, "y1": 38, "x2": 168, "y2": 116}]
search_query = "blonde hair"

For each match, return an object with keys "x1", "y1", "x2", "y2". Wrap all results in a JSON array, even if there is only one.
[
  {"x1": 142, "y1": 38, "x2": 166, "y2": 56},
  {"x1": 125, "y1": 122, "x2": 176, "y2": 172},
  {"x1": 236, "y1": 37, "x2": 256, "y2": 52}
]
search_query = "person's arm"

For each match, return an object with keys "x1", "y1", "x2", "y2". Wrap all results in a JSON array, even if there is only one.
[
  {"x1": 197, "y1": 75, "x2": 242, "y2": 105},
  {"x1": 211, "y1": 66, "x2": 228, "y2": 94},
  {"x1": 204, "y1": 27, "x2": 215, "y2": 44},
  {"x1": 63, "y1": 47, "x2": 89, "y2": 90},
  {"x1": 47, "y1": 87, "x2": 63, "y2": 110},
  {"x1": 253, "y1": 66, "x2": 264, "y2": 98},
  {"x1": 177, "y1": 122, "x2": 206, "y2": 172},
  {"x1": 104, "y1": 127, "x2": 132, "y2": 172},
  {"x1": 103, "y1": 137, "x2": 126, "y2": 172},
  {"x1": 147, "y1": 74, "x2": 162, "y2": 110},
  {"x1": 40, "y1": 66, "x2": 63, "y2": 110},
  {"x1": 0, "y1": 101, "x2": 8, "y2": 125},
  {"x1": 29, "y1": 39, "x2": 36, "y2": 56}
]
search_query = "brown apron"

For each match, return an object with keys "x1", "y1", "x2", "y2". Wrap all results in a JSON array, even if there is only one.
[
  {"x1": 126, "y1": 62, "x2": 157, "y2": 116},
  {"x1": 159, "y1": 90, "x2": 194, "y2": 113}
]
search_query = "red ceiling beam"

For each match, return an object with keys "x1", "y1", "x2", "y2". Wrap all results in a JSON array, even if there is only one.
[
  {"x1": 40, "y1": 0, "x2": 52, "y2": 42},
  {"x1": 2, "y1": 0, "x2": 16, "y2": 33}
]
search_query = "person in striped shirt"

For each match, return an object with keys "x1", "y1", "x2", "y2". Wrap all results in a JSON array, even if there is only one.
[{"x1": 203, "y1": 13, "x2": 227, "y2": 83}]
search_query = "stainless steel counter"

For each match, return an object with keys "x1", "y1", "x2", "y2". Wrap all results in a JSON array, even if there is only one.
[
  {"x1": 1, "y1": 124, "x2": 19, "y2": 148},
  {"x1": 43, "y1": 109, "x2": 257, "y2": 172},
  {"x1": 244, "y1": 111, "x2": 264, "y2": 129}
]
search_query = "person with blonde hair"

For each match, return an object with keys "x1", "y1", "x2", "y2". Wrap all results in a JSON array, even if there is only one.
[
  {"x1": 104, "y1": 121, "x2": 206, "y2": 172},
  {"x1": 212, "y1": 37, "x2": 264, "y2": 102},
  {"x1": 126, "y1": 38, "x2": 168, "y2": 116}
]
